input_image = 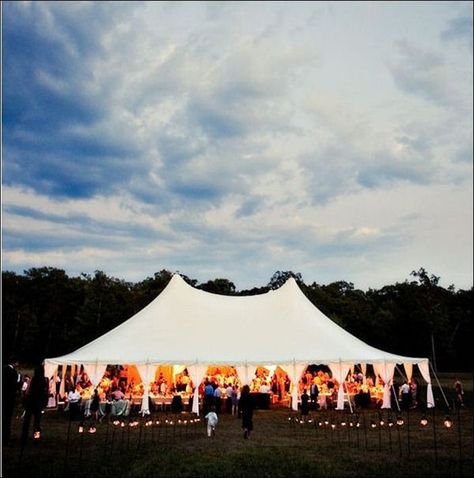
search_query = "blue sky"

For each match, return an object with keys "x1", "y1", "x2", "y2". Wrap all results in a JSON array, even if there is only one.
[{"x1": 2, "y1": 1, "x2": 473, "y2": 290}]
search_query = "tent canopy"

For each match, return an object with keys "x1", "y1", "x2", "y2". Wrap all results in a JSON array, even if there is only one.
[{"x1": 46, "y1": 274, "x2": 427, "y2": 368}]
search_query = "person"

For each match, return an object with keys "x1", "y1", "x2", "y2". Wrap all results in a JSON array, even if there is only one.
[
  {"x1": 310, "y1": 380, "x2": 319, "y2": 408},
  {"x1": 260, "y1": 381, "x2": 270, "y2": 393},
  {"x1": 171, "y1": 394, "x2": 183, "y2": 413},
  {"x1": 231, "y1": 385, "x2": 240, "y2": 416},
  {"x1": 300, "y1": 389, "x2": 310, "y2": 420},
  {"x1": 213, "y1": 384, "x2": 222, "y2": 414},
  {"x1": 90, "y1": 388, "x2": 100, "y2": 422},
  {"x1": 239, "y1": 384, "x2": 254, "y2": 439},
  {"x1": 67, "y1": 383, "x2": 83, "y2": 421},
  {"x1": 409, "y1": 379, "x2": 418, "y2": 408},
  {"x1": 225, "y1": 383, "x2": 233, "y2": 414},
  {"x1": 77, "y1": 372, "x2": 92, "y2": 390},
  {"x1": 454, "y1": 378, "x2": 464, "y2": 407},
  {"x1": 21, "y1": 364, "x2": 49, "y2": 445},
  {"x1": 203, "y1": 381, "x2": 214, "y2": 415},
  {"x1": 399, "y1": 380, "x2": 411, "y2": 410},
  {"x1": 3, "y1": 357, "x2": 22, "y2": 444},
  {"x1": 205, "y1": 407, "x2": 219, "y2": 437}
]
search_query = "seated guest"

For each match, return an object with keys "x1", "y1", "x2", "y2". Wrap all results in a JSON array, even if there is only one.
[
  {"x1": 260, "y1": 382, "x2": 270, "y2": 393},
  {"x1": 111, "y1": 386, "x2": 125, "y2": 401},
  {"x1": 78, "y1": 372, "x2": 92, "y2": 390}
]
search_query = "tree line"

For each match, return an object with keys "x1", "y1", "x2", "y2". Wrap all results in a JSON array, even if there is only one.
[{"x1": 2, "y1": 267, "x2": 472, "y2": 372}]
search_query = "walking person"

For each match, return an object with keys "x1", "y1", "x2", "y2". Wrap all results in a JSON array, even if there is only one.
[
  {"x1": 205, "y1": 406, "x2": 219, "y2": 437},
  {"x1": 300, "y1": 389, "x2": 310, "y2": 421},
  {"x1": 3, "y1": 357, "x2": 22, "y2": 444},
  {"x1": 239, "y1": 384, "x2": 254, "y2": 439},
  {"x1": 21, "y1": 364, "x2": 49, "y2": 445}
]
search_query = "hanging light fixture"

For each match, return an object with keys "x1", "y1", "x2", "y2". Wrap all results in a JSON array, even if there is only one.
[
  {"x1": 396, "y1": 416, "x2": 404, "y2": 426},
  {"x1": 33, "y1": 431, "x2": 41, "y2": 439},
  {"x1": 78, "y1": 425, "x2": 84, "y2": 433},
  {"x1": 420, "y1": 415, "x2": 428, "y2": 426}
]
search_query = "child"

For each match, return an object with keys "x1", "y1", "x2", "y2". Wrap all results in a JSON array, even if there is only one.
[{"x1": 205, "y1": 407, "x2": 218, "y2": 437}]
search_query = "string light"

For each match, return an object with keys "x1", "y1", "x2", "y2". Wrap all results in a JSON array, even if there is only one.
[
  {"x1": 88, "y1": 426, "x2": 96, "y2": 433},
  {"x1": 78, "y1": 425, "x2": 84, "y2": 433},
  {"x1": 33, "y1": 431, "x2": 41, "y2": 439},
  {"x1": 420, "y1": 416, "x2": 428, "y2": 426},
  {"x1": 396, "y1": 416, "x2": 404, "y2": 426}
]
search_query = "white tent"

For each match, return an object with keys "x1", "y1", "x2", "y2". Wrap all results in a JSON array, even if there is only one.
[{"x1": 45, "y1": 274, "x2": 435, "y2": 413}]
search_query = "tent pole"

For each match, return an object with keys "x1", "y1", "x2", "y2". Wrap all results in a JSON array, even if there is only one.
[
  {"x1": 429, "y1": 361, "x2": 450, "y2": 409},
  {"x1": 395, "y1": 365, "x2": 408, "y2": 382},
  {"x1": 391, "y1": 384, "x2": 401, "y2": 412}
]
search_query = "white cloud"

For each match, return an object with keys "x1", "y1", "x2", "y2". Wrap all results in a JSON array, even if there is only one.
[{"x1": 2, "y1": 2, "x2": 473, "y2": 290}]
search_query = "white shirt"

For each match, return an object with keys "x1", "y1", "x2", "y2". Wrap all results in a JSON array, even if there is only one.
[
  {"x1": 68, "y1": 390, "x2": 81, "y2": 403},
  {"x1": 400, "y1": 383, "x2": 410, "y2": 394},
  {"x1": 205, "y1": 412, "x2": 218, "y2": 427}
]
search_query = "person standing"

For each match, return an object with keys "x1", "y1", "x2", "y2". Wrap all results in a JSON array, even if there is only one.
[
  {"x1": 300, "y1": 389, "x2": 310, "y2": 421},
  {"x1": 21, "y1": 364, "x2": 49, "y2": 445},
  {"x1": 213, "y1": 384, "x2": 222, "y2": 414},
  {"x1": 454, "y1": 378, "x2": 464, "y2": 407},
  {"x1": 239, "y1": 384, "x2": 254, "y2": 439},
  {"x1": 3, "y1": 357, "x2": 22, "y2": 444},
  {"x1": 310, "y1": 380, "x2": 319, "y2": 409},
  {"x1": 399, "y1": 380, "x2": 411, "y2": 410}
]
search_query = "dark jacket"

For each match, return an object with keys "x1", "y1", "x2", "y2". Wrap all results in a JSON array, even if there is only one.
[{"x1": 23, "y1": 375, "x2": 49, "y2": 411}]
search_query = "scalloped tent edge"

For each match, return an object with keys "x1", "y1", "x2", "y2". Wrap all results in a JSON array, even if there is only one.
[{"x1": 45, "y1": 273, "x2": 434, "y2": 413}]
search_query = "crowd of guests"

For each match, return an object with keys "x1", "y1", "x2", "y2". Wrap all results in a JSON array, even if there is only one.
[{"x1": 4, "y1": 357, "x2": 469, "y2": 445}]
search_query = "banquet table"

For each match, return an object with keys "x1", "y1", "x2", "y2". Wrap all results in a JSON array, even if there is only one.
[{"x1": 97, "y1": 399, "x2": 131, "y2": 417}]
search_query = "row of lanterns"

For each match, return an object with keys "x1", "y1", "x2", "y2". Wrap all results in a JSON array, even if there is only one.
[
  {"x1": 289, "y1": 415, "x2": 453, "y2": 428},
  {"x1": 78, "y1": 417, "x2": 202, "y2": 433}
]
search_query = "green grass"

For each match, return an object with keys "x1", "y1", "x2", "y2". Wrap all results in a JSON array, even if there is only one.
[{"x1": 3, "y1": 402, "x2": 473, "y2": 478}]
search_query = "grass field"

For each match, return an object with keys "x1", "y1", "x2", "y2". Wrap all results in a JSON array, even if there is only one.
[{"x1": 3, "y1": 372, "x2": 473, "y2": 478}]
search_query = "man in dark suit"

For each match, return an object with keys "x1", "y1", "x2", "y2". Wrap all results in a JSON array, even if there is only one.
[{"x1": 3, "y1": 357, "x2": 22, "y2": 444}]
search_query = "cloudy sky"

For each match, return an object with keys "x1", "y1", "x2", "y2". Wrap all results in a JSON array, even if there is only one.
[{"x1": 2, "y1": 1, "x2": 473, "y2": 290}]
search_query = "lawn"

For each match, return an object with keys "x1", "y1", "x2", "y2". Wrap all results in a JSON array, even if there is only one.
[
  {"x1": 3, "y1": 394, "x2": 473, "y2": 478},
  {"x1": 3, "y1": 370, "x2": 472, "y2": 477}
]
